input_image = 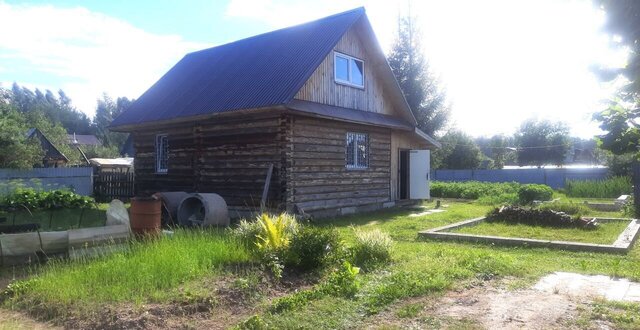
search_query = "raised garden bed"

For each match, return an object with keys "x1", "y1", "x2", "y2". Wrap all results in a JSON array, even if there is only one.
[{"x1": 419, "y1": 217, "x2": 640, "y2": 254}]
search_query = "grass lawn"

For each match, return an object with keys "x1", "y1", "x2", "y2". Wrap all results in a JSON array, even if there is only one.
[
  {"x1": 2, "y1": 199, "x2": 639, "y2": 329},
  {"x1": 450, "y1": 220, "x2": 630, "y2": 244}
]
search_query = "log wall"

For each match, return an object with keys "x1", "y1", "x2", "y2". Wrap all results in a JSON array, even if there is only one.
[
  {"x1": 286, "y1": 115, "x2": 392, "y2": 217},
  {"x1": 133, "y1": 113, "x2": 286, "y2": 209}
]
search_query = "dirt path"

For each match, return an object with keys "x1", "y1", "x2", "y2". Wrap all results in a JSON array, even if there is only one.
[
  {"x1": 0, "y1": 309, "x2": 59, "y2": 330},
  {"x1": 362, "y1": 280, "x2": 614, "y2": 330}
]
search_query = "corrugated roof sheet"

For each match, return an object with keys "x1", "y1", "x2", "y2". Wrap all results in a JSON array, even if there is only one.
[
  {"x1": 111, "y1": 7, "x2": 365, "y2": 128},
  {"x1": 67, "y1": 134, "x2": 101, "y2": 146}
]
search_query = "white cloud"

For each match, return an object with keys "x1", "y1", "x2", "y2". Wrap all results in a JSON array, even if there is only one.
[
  {"x1": 0, "y1": 2, "x2": 206, "y2": 117},
  {"x1": 225, "y1": 0, "x2": 626, "y2": 138}
]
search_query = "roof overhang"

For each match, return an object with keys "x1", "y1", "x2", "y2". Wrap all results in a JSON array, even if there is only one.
[
  {"x1": 413, "y1": 127, "x2": 441, "y2": 148},
  {"x1": 285, "y1": 99, "x2": 414, "y2": 130}
]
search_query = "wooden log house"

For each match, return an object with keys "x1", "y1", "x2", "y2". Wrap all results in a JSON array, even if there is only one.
[{"x1": 110, "y1": 7, "x2": 440, "y2": 218}]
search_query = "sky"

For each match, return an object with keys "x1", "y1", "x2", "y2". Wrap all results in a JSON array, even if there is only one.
[{"x1": 0, "y1": 0, "x2": 627, "y2": 138}]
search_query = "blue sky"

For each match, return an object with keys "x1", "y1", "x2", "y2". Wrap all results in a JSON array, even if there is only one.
[{"x1": 0, "y1": 0, "x2": 627, "y2": 137}]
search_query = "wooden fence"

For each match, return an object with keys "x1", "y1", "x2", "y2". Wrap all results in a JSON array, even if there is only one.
[{"x1": 93, "y1": 171, "x2": 135, "y2": 202}]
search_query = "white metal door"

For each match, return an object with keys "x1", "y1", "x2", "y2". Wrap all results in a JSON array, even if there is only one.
[{"x1": 409, "y1": 150, "x2": 430, "y2": 199}]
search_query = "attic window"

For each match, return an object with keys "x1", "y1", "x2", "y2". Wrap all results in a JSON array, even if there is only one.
[
  {"x1": 156, "y1": 134, "x2": 168, "y2": 173},
  {"x1": 334, "y1": 52, "x2": 364, "y2": 88}
]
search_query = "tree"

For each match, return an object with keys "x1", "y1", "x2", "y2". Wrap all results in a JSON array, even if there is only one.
[
  {"x1": 593, "y1": 1, "x2": 640, "y2": 156},
  {"x1": 432, "y1": 130, "x2": 482, "y2": 169},
  {"x1": 387, "y1": 16, "x2": 450, "y2": 136},
  {"x1": 515, "y1": 119, "x2": 571, "y2": 167},
  {"x1": 94, "y1": 94, "x2": 132, "y2": 149},
  {"x1": 0, "y1": 97, "x2": 44, "y2": 168}
]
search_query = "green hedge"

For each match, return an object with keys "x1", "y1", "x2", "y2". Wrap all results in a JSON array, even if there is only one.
[{"x1": 430, "y1": 181, "x2": 521, "y2": 199}]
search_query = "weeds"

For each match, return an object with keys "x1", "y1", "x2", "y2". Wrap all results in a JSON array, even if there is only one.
[{"x1": 565, "y1": 176, "x2": 631, "y2": 198}]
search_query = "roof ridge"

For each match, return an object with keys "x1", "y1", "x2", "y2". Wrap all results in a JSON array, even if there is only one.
[{"x1": 186, "y1": 7, "x2": 365, "y2": 57}]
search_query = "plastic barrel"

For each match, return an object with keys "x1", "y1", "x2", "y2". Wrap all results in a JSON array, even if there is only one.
[{"x1": 130, "y1": 197, "x2": 161, "y2": 237}]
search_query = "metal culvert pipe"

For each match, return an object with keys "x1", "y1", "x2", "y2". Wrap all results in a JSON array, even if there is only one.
[
  {"x1": 177, "y1": 193, "x2": 230, "y2": 227},
  {"x1": 153, "y1": 192, "x2": 190, "y2": 227}
]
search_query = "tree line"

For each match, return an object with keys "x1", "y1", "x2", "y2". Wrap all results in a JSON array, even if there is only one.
[{"x1": 0, "y1": 83, "x2": 132, "y2": 168}]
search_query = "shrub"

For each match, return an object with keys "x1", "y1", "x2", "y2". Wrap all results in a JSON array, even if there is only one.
[
  {"x1": 517, "y1": 184, "x2": 553, "y2": 204},
  {"x1": 430, "y1": 181, "x2": 520, "y2": 200},
  {"x1": 565, "y1": 176, "x2": 632, "y2": 198},
  {"x1": 232, "y1": 219, "x2": 263, "y2": 249},
  {"x1": 287, "y1": 226, "x2": 342, "y2": 271},
  {"x1": 351, "y1": 228, "x2": 393, "y2": 270}
]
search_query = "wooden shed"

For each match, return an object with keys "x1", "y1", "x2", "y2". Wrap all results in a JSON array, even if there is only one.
[{"x1": 110, "y1": 7, "x2": 440, "y2": 218}]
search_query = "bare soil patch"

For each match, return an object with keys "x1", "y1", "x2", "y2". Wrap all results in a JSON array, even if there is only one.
[{"x1": 362, "y1": 280, "x2": 610, "y2": 330}]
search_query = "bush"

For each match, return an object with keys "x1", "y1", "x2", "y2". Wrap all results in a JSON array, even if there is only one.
[
  {"x1": 232, "y1": 219, "x2": 263, "y2": 250},
  {"x1": 351, "y1": 228, "x2": 393, "y2": 271},
  {"x1": 287, "y1": 226, "x2": 342, "y2": 271},
  {"x1": 565, "y1": 176, "x2": 631, "y2": 198},
  {"x1": 430, "y1": 181, "x2": 521, "y2": 200},
  {"x1": 517, "y1": 184, "x2": 553, "y2": 204}
]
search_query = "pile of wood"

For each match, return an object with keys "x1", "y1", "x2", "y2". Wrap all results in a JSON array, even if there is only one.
[{"x1": 487, "y1": 205, "x2": 598, "y2": 229}]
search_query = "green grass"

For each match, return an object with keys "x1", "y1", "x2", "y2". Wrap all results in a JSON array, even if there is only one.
[
  {"x1": 451, "y1": 220, "x2": 630, "y2": 244},
  {"x1": 565, "y1": 176, "x2": 632, "y2": 198},
  {"x1": 4, "y1": 229, "x2": 251, "y2": 317},
  {"x1": 4, "y1": 198, "x2": 640, "y2": 329},
  {"x1": 268, "y1": 201, "x2": 640, "y2": 328}
]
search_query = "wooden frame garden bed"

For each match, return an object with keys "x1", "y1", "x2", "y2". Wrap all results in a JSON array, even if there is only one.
[{"x1": 419, "y1": 217, "x2": 640, "y2": 254}]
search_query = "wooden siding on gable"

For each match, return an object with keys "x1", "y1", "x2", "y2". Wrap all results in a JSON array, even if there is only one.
[
  {"x1": 286, "y1": 115, "x2": 392, "y2": 216},
  {"x1": 294, "y1": 19, "x2": 397, "y2": 117}
]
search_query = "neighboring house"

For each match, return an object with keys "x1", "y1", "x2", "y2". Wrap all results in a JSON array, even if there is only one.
[
  {"x1": 110, "y1": 7, "x2": 440, "y2": 218},
  {"x1": 26, "y1": 128, "x2": 68, "y2": 167},
  {"x1": 67, "y1": 133, "x2": 101, "y2": 147}
]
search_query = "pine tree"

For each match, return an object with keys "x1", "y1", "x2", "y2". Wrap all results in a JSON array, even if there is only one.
[{"x1": 387, "y1": 16, "x2": 450, "y2": 136}]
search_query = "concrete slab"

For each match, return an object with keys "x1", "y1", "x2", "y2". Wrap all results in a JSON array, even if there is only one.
[{"x1": 534, "y1": 272, "x2": 640, "y2": 302}]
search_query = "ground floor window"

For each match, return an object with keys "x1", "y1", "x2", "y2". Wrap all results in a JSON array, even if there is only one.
[
  {"x1": 346, "y1": 132, "x2": 369, "y2": 169},
  {"x1": 156, "y1": 134, "x2": 168, "y2": 173}
]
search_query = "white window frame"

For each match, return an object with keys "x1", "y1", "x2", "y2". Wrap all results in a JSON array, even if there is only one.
[
  {"x1": 155, "y1": 134, "x2": 168, "y2": 174},
  {"x1": 334, "y1": 51, "x2": 365, "y2": 89},
  {"x1": 346, "y1": 132, "x2": 369, "y2": 169}
]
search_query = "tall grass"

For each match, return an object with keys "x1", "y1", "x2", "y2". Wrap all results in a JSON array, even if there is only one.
[
  {"x1": 5, "y1": 229, "x2": 251, "y2": 313},
  {"x1": 565, "y1": 176, "x2": 632, "y2": 198}
]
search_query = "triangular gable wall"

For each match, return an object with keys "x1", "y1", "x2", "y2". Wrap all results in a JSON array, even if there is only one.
[{"x1": 293, "y1": 16, "x2": 413, "y2": 123}]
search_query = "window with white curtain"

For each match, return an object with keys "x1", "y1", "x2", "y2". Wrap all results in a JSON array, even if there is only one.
[{"x1": 346, "y1": 132, "x2": 369, "y2": 169}]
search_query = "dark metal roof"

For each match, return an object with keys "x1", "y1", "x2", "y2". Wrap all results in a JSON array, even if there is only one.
[
  {"x1": 111, "y1": 7, "x2": 365, "y2": 128},
  {"x1": 67, "y1": 134, "x2": 101, "y2": 146},
  {"x1": 26, "y1": 128, "x2": 69, "y2": 162},
  {"x1": 286, "y1": 99, "x2": 413, "y2": 131},
  {"x1": 286, "y1": 100, "x2": 440, "y2": 148}
]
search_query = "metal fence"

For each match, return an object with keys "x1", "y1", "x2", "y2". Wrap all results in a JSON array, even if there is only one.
[
  {"x1": 431, "y1": 167, "x2": 609, "y2": 189},
  {"x1": 0, "y1": 167, "x2": 93, "y2": 196}
]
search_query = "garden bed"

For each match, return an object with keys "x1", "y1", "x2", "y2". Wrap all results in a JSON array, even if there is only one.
[{"x1": 419, "y1": 217, "x2": 640, "y2": 254}]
